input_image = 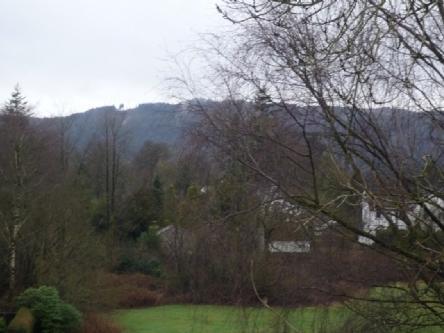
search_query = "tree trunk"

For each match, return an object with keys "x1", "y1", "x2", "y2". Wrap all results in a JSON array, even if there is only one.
[{"x1": 8, "y1": 225, "x2": 19, "y2": 298}]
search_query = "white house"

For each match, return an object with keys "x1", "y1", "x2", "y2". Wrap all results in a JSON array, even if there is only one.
[
  {"x1": 268, "y1": 240, "x2": 311, "y2": 253},
  {"x1": 359, "y1": 194, "x2": 444, "y2": 245}
]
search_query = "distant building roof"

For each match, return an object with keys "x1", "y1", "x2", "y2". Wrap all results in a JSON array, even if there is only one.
[{"x1": 268, "y1": 241, "x2": 311, "y2": 253}]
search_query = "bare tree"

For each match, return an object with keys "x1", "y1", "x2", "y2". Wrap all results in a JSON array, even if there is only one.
[{"x1": 177, "y1": 0, "x2": 444, "y2": 329}]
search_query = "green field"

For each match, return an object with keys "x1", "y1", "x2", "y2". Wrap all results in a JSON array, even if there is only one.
[{"x1": 113, "y1": 305, "x2": 349, "y2": 333}]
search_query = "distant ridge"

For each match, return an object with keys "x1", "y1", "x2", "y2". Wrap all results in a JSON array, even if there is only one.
[
  {"x1": 33, "y1": 102, "x2": 441, "y2": 162},
  {"x1": 35, "y1": 103, "x2": 194, "y2": 155}
]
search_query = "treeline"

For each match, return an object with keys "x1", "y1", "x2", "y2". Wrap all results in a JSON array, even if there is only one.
[
  {"x1": 0, "y1": 87, "x2": 407, "y2": 310},
  {"x1": 0, "y1": 86, "x2": 274, "y2": 311}
]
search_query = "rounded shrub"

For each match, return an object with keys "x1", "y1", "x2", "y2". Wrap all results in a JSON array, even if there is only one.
[
  {"x1": 16, "y1": 286, "x2": 82, "y2": 333},
  {"x1": 7, "y1": 307, "x2": 34, "y2": 333},
  {"x1": 58, "y1": 303, "x2": 82, "y2": 333}
]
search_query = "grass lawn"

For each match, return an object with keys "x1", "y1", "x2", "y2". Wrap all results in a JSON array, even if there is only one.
[{"x1": 113, "y1": 304, "x2": 349, "y2": 333}]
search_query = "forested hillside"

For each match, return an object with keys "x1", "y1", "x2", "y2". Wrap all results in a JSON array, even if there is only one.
[
  {"x1": 34, "y1": 103, "x2": 194, "y2": 155},
  {"x1": 32, "y1": 102, "x2": 442, "y2": 163}
]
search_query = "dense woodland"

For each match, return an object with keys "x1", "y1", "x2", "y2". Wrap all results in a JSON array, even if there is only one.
[{"x1": 0, "y1": 87, "x2": 205, "y2": 307}]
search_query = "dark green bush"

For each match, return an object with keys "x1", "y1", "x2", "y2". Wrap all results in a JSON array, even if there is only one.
[
  {"x1": 139, "y1": 229, "x2": 160, "y2": 250},
  {"x1": 59, "y1": 303, "x2": 82, "y2": 333},
  {"x1": 0, "y1": 317, "x2": 6, "y2": 333},
  {"x1": 115, "y1": 257, "x2": 162, "y2": 277},
  {"x1": 7, "y1": 308, "x2": 34, "y2": 333},
  {"x1": 16, "y1": 286, "x2": 82, "y2": 333}
]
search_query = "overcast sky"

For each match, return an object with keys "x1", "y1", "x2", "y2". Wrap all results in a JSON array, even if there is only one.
[{"x1": 0, "y1": 0, "x2": 227, "y2": 116}]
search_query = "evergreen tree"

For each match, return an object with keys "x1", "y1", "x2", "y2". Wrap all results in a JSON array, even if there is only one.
[
  {"x1": 151, "y1": 175, "x2": 164, "y2": 224},
  {"x1": 2, "y1": 85, "x2": 31, "y2": 117},
  {"x1": 0, "y1": 86, "x2": 33, "y2": 298},
  {"x1": 1, "y1": 85, "x2": 32, "y2": 131}
]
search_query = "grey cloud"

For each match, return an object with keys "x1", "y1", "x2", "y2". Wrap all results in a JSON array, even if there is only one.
[{"x1": 0, "y1": 0, "x2": 225, "y2": 116}]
